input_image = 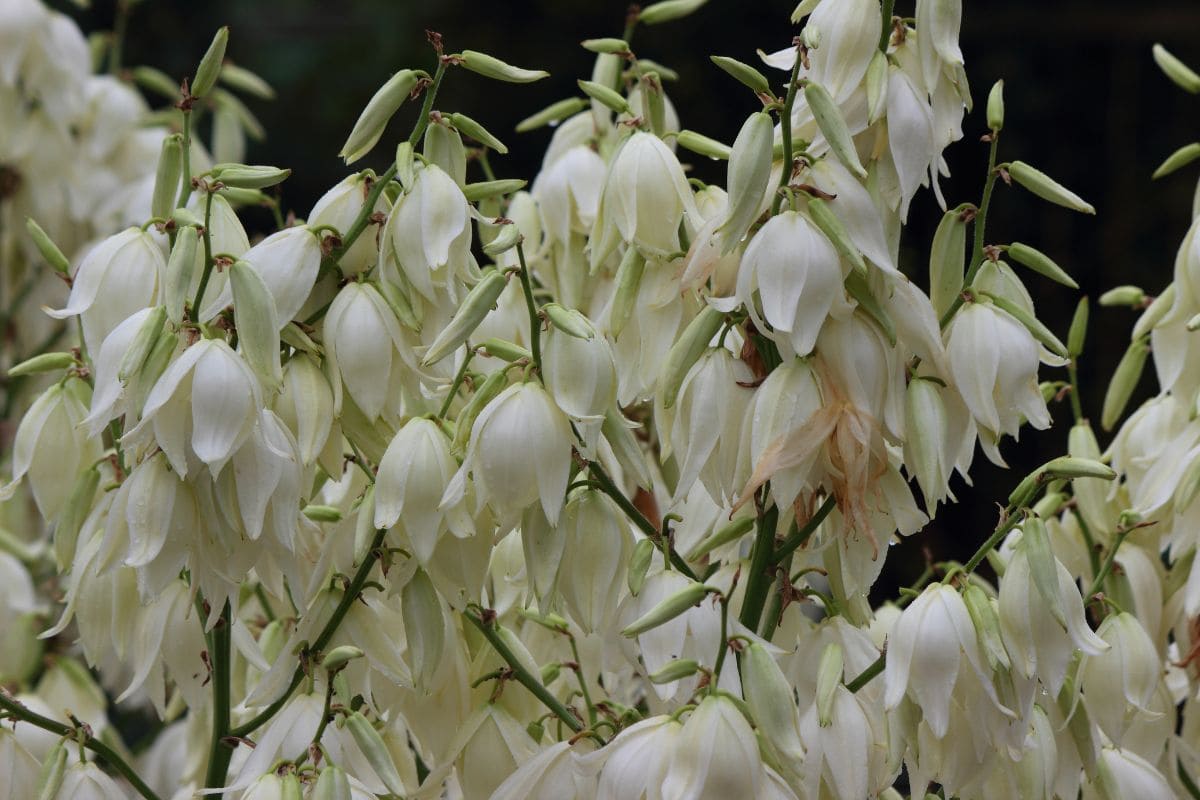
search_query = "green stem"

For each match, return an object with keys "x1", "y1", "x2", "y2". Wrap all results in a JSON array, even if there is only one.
[
  {"x1": 514, "y1": 240, "x2": 542, "y2": 372},
  {"x1": 294, "y1": 677, "x2": 336, "y2": 766},
  {"x1": 463, "y1": 610, "x2": 584, "y2": 734},
  {"x1": 845, "y1": 654, "x2": 884, "y2": 693},
  {"x1": 959, "y1": 483, "x2": 1037, "y2": 577},
  {"x1": 229, "y1": 528, "x2": 389, "y2": 739},
  {"x1": 769, "y1": 48, "x2": 804, "y2": 217},
  {"x1": 0, "y1": 692, "x2": 163, "y2": 800},
  {"x1": 567, "y1": 635, "x2": 597, "y2": 728},
  {"x1": 1179, "y1": 758, "x2": 1200, "y2": 800},
  {"x1": 710, "y1": 596, "x2": 732, "y2": 689},
  {"x1": 439, "y1": 347, "x2": 475, "y2": 418},
  {"x1": 1066, "y1": 359, "x2": 1085, "y2": 422},
  {"x1": 739, "y1": 502, "x2": 779, "y2": 632},
  {"x1": 175, "y1": 110, "x2": 194, "y2": 210},
  {"x1": 1072, "y1": 507, "x2": 1103, "y2": 580},
  {"x1": 939, "y1": 131, "x2": 1002, "y2": 329},
  {"x1": 190, "y1": 190, "x2": 216, "y2": 315},
  {"x1": 771, "y1": 495, "x2": 836, "y2": 564},
  {"x1": 203, "y1": 601, "x2": 234, "y2": 792},
  {"x1": 1085, "y1": 528, "x2": 1131, "y2": 601},
  {"x1": 878, "y1": 0, "x2": 895, "y2": 52}
]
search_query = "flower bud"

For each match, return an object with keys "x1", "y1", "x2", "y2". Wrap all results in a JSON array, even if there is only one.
[
  {"x1": 686, "y1": 515, "x2": 755, "y2": 560},
  {"x1": 627, "y1": 538, "x2": 655, "y2": 596},
  {"x1": 608, "y1": 246, "x2": 647, "y2": 339},
  {"x1": 1152, "y1": 43, "x2": 1200, "y2": 93},
  {"x1": 714, "y1": 112, "x2": 773, "y2": 254},
  {"x1": 321, "y1": 645, "x2": 365, "y2": 672},
  {"x1": 1102, "y1": 336, "x2": 1150, "y2": 431},
  {"x1": 1007, "y1": 160, "x2": 1096, "y2": 214},
  {"x1": 977, "y1": 291, "x2": 1068, "y2": 358},
  {"x1": 165, "y1": 225, "x2": 199, "y2": 326},
  {"x1": 482, "y1": 223, "x2": 521, "y2": 257},
  {"x1": 742, "y1": 642, "x2": 804, "y2": 765},
  {"x1": 1099, "y1": 285, "x2": 1146, "y2": 307},
  {"x1": 675, "y1": 130, "x2": 732, "y2": 160},
  {"x1": 302, "y1": 504, "x2": 342, "y2": 522},
  {"x1": 962, "y1": 582, "x2": 1010, "y2": 671},
  {"x1": 151, "y1": 134, "x2": 183, "y2": 220},
  {"x1": 463, "y1": 178, "x2": 527, "y2": 202},
  {"x1": 312, "y1": 767, "x2": 352, "y2": 800},
  {"x1": 345, "y1": 712, "x2": 407, "y2": 795},
  {"x1": 710, "y1": 55, "x2": 771, "y2": 96},
  {"x1": 402, "y1": 568, "x2": 445, "y2": 692},
  {"x1": 421, "y1": 269, "x2": 508, "y2": 366},
  {"x1": 117, "y1": 304, "x2": 167, "y2": 383},
  {"x1": 1067, "y1": 296, "x2": 1088, "y2": 357},
  {"x1": 7, "y1": 351, "x2": 75, "y2": 378},
  {"x1": 191, "y1": 26, "x2": 228, "y2": 98},
  {"x1": 930, "y1": 208, "x2": 967, "y2": 317},
  {"x1": 448, "y1": 111, "x2": 507, "y2": 154},
  {"x1": 986, "y1": 79, "x2": 1005, "y2": 131},
  {"x1": 340, "y1": 69, "x2": 422, "y2": 164},
  {"x1": 582, "y1": 37, "x2": 631, "y2": 54},
  {"x1": 1004, "y1": 241, "x2": 1079, "y2": 288},
  {"x1": 805, "y1": 80, "x2": 867, "y2": 179},
  {"x1": 865, "y1": 49, "x2": 888, "y2": 123},
  {"x1": 648, "y1": 657, "x2": 701, "y2": 684},
  {"x1": 459, "y1": 49, "x2": 549, "y2": 83},
  {"x1": 24, "y1": 218, "x2": 71, "y2": 275},
  {"x1": 660, "y1": 305, "x2": 724, "y2": 409},
  {"x1": 816, "y1": 643, "x2": 843, "y2": 727},
  {"x1": 132, "y1": 65, "x2": 180, "y2": 99},
  {"x1": 450, "y1": 367, "x2": 510, "y2": 456},
  {"x1": 1152, "y1": 141, "x2": 1200, "y2": 179},
  {"x1": 639, "y1": 0, "x2": 708, "y2": 25},
  {"x1": 229, "y1": 260, "x2": 282, "y2": 389},
  {"x1": 621, "y1": 581, "x2": 712, "y2": 637},
  {"x1": 1132, "y1": 284, "x2": 1174, "y2": 339},
  {"x1": 662, "y1": 694, "x2": 762, "y2": 798},
  {"x1": 515, "y1": 97, "x2": 588, "y2": 132},
  {"x1": 209, "y1": 163, "x2": 291, "y2": 190}
]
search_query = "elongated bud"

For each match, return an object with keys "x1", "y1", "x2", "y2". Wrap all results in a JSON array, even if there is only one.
[
  {"x1": 675, "y1": 130, "x2": 731, "y2": 160},
  {"x1": 687, "y1": 515, "x2": 755, "y2": 560},
  {"x1": 25, "y1": 218, "x2": 70, "y2": 274},
  {"x1": 321, "y1": 645, "x2": 365, "y2": 672},
  {"x1": 542, "y1": 303, "x2": 595, "y2": 340},
  {"x1": 340, "y1": 69, "x2": 423, "y2": 164},
  {"x1": 742, "y1": 642, "x2": 804, "y2": 764},
  {"x1": 219, "y1": 62, "x2": 275, "y2": 99},
  {"x1": 210, "y1": 163, "x2": 291, "y2": 190},
  {"x1": 172, "y1": 207, "x2": 204, "y2": 228},
  {"x1": 1038, "y1": 456, "x2": 1116, "y2": 482},
  {"x1": 463, "y1": 178, "x2": 526, "y2": 202},
  {"x1": 54, "y1": 465, "x2": 100, "y2": 569},
  {"x1": 1102, "y1": 336, "x2": 1150, "y2": 431},
  {"x1": 218, "y1": 186, "x2": 271, "y2": 206},
  {"x1": 132, "y1": 65, "x2": 180, "y2": 99},
  {"x1": 540, "y1": 662, "x2": 561, "y2": 684},
  {"x1": 805, "y1": 80, "x2": 867, "y2": 179},
  {"x1": 845, "y1": 269, "x2": 896, "y2": 345},
  {"x1": 118, "y1": 305, "x2": 167, "y2": 382},
  {"x1": 807, "y1": 197, "x2": 866, "y2": 271},
  {"x1": 639, "y1": 0, "x2": 709, "y2": 25},
  {"x1": 519, "y1": 608, "x2": 570, "y2": 632},
  {"x1": 459, "y1": 50, "x2": 549, "y2": 83},
  {"x1": 710, "y1": 55, "x2": 771, "y2": 96},
  {"x1": 191, "y1": 26, "x2": 229, "y2": 98},
  {"x1": 35, "y1": 738, "x2": 68, "y2": 800},
  {"x1": 482, "y1": 224, "x2": 521, "y2": 257},
  {"x1": 478, "y1": 338, "x2": 530, "y2": 362},
  {"x1": 628, "y1": 538, "x2": 655, "y2": 596},
  {"x1": 375, "y1": 278, "x2": 420, "y2": 333},
  {"x1": 345, "y1": 712, "x2": 407, "y2": 796},
  {"x1": 451, "y1": 368, "x2": 509, "y2": 456},
  {"x1": 402, "y1": 568, "x2": 445, "y2": 691},
  {"x1": 621, "y1": 582, "x2": 713, "y2": 636},
  {"x1": 1098, "y1": 285, "x2": 1145, "y2": 307},
  {"x1": 649, "y1": 657, "x2": 701, "y2": 683},
  {"x1": 661, "y1": 306, "x2": 725, "y2": 409},
  {"x1": 128, "y1": 330, "x2": 178, "y2": 413},
  {"x1": 1068, "y1": 296, "x2": 1088, "y2": 358},
  {"x1": 1023, "y1": 515, "x2": 1067, "y2": 627},
  {"x1": 815, "y1": 643, "x2": 843, "y2": 727},
  {"x1": 152, "y1": 135, "x2": 184, "y2": 220},
  {"x1": 977, "y1": 291, "x2": 1068, "y2": 358},
  {"x1": 930, "y1": 209, "x2": 967, "y2": 317},
  {"x1": 640, "y1": 71, "x2": 667, "y2": 135},
  {"x1": 577, "y1": 79, "x2": 630, "y2": 114},
  {"x1": 582, "y1": 37, "x2": 630, "y2": 54},
  {"x1": 1153, "y1": 142, "x2": 1200, "y2": 180},
  {"x1": 1152, "y1": 43, "x2": 1200, "y2": 93},
  {"x1": 718, "y1": 112, "x2": 774, "y2": 253},
  {"x1": 515, "y1": 97, "x2": 588, "y2": 132},
  {"x1": 986, "y1": 79, "x2": 1005, "y2": 131},
  {"x1": 7, "y1": 351, "x2": 75, "y2": 378},
  {"x1": 166, "y1": 226, "x2": 199, "y2": 325},
  {"x1": 962, "y1": 583, "x2": 1010, "y2": 670},
  {"x1": 313, "y1": 767, "x2": 352, "y2": 800},
  {"x1": 1132, "y1": 284, "x2": 1174, "y2": 339},
  {"x1": 229, "y1": 260, "x2": 283, "y2": 388},
  {"x1": 1005, "y1": 242, "x2": 1079, "y2": 288},
  {"x1": 1007, "y1": 161, "x2": 1096, "y2": 214},
  {"x1": 609, "y1": 246, "x2": 647, "y2": 339},
  {"x1": 422, "y1": 269, "x2": 508, "y2": 366},
  {"x1": 447, "y1": 112, "x2": 507, "y2": 154},
  {"x1": 303, "y1": 504, "x2": 343, "y2": 522}
]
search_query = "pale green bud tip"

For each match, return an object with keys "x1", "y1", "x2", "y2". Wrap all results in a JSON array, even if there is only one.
[
  {"x1": 459, "y1": 50, "x2": 549, "y2": 83},
  {"x1": 676, "y1": 130, "x2": 731, "y2": 160},
  {"x1": 1102, "y1": 336, "x2": 1150, "y2": 431},
  {"x1": 1067, "y1": 296, "x2": 1089, "y2": 358},
  {"x1": 639, "y1": 0, "x2": 709, "y2": 25},
  {"x1": 1152, "y1": 142, "x2": 1200, "y2": 180},
  {"x1": 1007, "y1": 161, "x2": 1096, "y2": 215},
  {"x1": 543, "y1": 303, "x2": 595, "y2": 339},
  {"x1": 132, "y1": 66, "x2": 180, "y2": 100},
  {"x1": 628, "y1": 538, "x2": 655, "y2": 596},
  {"x1": 219, "y1": 62, "x2": 276, "y2": 100},
  {"x1": 816, "y1": 643, "x2": 843, "y2": 727},
  {"x1": 447, "y1": 112, "x2": 508, "y2": 154},
  {"x1": 582, "y1": 38, "x2": 631, "y2": 55},
  {"x1": 7, "y1": 351, "x2": 75, "y2": 378},
  {"x1": 621, "y1": 583, "x2": 714, "y2": 636},
  {"x1": 662, "y1": 306, "x2": 725, "y2": 409},
  {"x1": 1006, "y1": 242, "x2": 1079, "y2": 289},
  {"x1": 321, "y1": 645, "x2": 365, "y2": 671},
  {"x1": 805, "y1": 80, "x2": 867, "y2": 179},
  {"x1": 1098, "y1": 285, "x2": 1145, "y2": 307},
  {"x1": 539, "y1": 662, "x2": 561, "y2": 683},
  {"x1": 1153, "y1": 44, "x2": 1200, "y2": 94},
  {"x1": 481, "y1": 224, "x2": 521, "y2": 257},
  {"x1": 191, "y1": 26, "x2": 229, "y2": 99},
  {"x1": 463, "y1": 179, "x2": 526, "y2": 202},
  {"x1": 515, "y1": 97, "x2": 588, "y2": 133},
  {"x1": 649, "y1": 658, "x2": 701, "y2": 683},
  {"x1": 710, "y1": 55, "x2": 771, "y2": 96},
  {"x1": 210, "y1": 163, "x2": 291, "y2": 189},
  {"x1": 577, "y1": 79, "x2": 630, "y2": 114},
  {"x1": 477, "y1": 337, "x2": 531, "y2": 362},
  {"x1": 303, "y1": 504, "x2": 343, "y2": 522},
  {"x1": 339, "y1": 69, "x2": 423, "y2": 165},
  {"x1": 24, "y1": 218, "x2": 70, "y2": 274},
  {"x1": 1041, "y1": 456, "x2": 1117, "y2": 482},
  {"x1": 986, "y1": 79, "x2": 1005, "y2": 131}
]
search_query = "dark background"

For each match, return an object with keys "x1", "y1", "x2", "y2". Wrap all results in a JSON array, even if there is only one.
[{"x1": 66, "y1": 0, "x2": 1200, "y2": 591}]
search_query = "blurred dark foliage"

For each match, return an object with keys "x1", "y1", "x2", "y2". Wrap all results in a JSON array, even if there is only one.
[{"x1": 64, "y1": 0, "x2": 1200, "y2": 595}]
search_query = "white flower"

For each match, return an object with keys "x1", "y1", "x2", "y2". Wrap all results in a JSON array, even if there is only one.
[
  {"x1": 1080, "y1": 612, "x2": 1163, "y2": 744},
  {"x1": 490, "y1": 741, "x2": 596, "y2": 800},
  {"x1": 542, "y1": 319, "x2": 617, "y2": 449},
  {"x1": 661, "y1": 695, "x2": 763, "y2": 800},
  {"x1": 578, "y1": 715, "x2": 682, "y2": 800},
  {"x1": 532, "y1": 144, "x2": 607, "y2": 247},
  {"x1": 804, "y1": 0, "x2": 882, "y2": 103},
  {"x1": 199, "y1": 225, "x2": 322, "y2": 324},
  {"x1": 323, "y1": 281, "x2": 415, "y2": 422},
  {"x1": 559, "y1": 489, "x2": 633, "y2": 634},
  {"x1": 310, "y1": 171, "x2": 391, "y2": 275},
  {"x1": 52, "y1": 760, "x2": 128, "y2": 800},
  {"x1": 1086, "y1": 745, "x2": 1174, "y2": 800}
]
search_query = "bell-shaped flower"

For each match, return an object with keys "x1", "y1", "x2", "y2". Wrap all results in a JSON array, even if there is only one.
[
  {"x1": 443, "y1": 382, "x2": 574, "y2": 527},
  {"x1": 749, "y1": 358, "x2": 824, "y2": 512},
  {"x1": 661, "y1": 695, "x2": 764, "y2": 800},
  {"x1": 52, "y1": 759, "x2": 129, "y2": 800},
  {"x1": 0, "y1": 726, "x2": 39, "y2": 799},
  {"x1": 798, "y1": 685, "x2": 877, "y2": 800},
  {"x1": 804, "y1": 0, "x2": 882, "y2": 103},
  {"x1": 198, "y1": 225, "x2": 322, "y2": 325},
  {"x1": 374, "y1": 417, "x2": 470, "y2": 564},
  {"x1": 323, "y1": 281, "x2": 415, "y2": 422},
  {"x1": 884, "y1": 64, "x2": 937, "y2": 219},
  {"x1": 490, "y1": 740, "x2": 596, "y2": 800},
  {"x1": 532, "y1": 144, "x2": 607, "y2": 248},
  {"x1": 577, "y1": 715, "x2": 683, "y2": 799},
  {"x1": 590, "y1": 130, "x2": 698, "y2": 266},
  {"x1": 310, "y1": 171, "x2": 391, "y2": 275},
  {"x1": 738, "y1": 210, "x2": 848, "y2": 357},
  {"x1": 541, "y1": 317, "x2": 617, "y2": 451},
  {"x1": 188, "y1": 193, "x2": 252, "y2": 319},
  {"x1": 559, "y1": 488, "x2": 633, "y2": 633},
  {"x1": 45, "y1": 228, "x2": 164, "y2": 355},
  {"x1": 272, "y1": 353, "x2": 335, "y2": 466},
  {"x1": 452, "y1": 704, "x2": 539, "y2": 800},
  {"x1": 1080, "y1": 611, "x2": 1163, "y2": 744},
  {"x1": 1086, "y1": 745, "x2": 1174, "y2": 800},
  {"x1": 124, "y1": 338, "x2": 262, "y2": 478}
]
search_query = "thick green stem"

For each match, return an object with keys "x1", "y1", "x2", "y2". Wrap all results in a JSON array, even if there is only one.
[
  {"x1": 567, "y1": 635, "x2": 597, "y2": 727},
  {"x1": 203, "y1": 601, "x2": 234, "y2": 792},
  {"x1": 739, "y1": 502, "x2": 779, "y2": 632},
  {"x1": 175, "y1": 110, "x2": 194, "y2": 210},
  {"x1": 878, "y1": 0, "x2": 895, "y2": 51},
  {"x1": 940, "y1": 132, "x2": 1002, "y2": 328},
  {"x1": 1086, "y1": 528, "x2": 1131, "y2": 601},
  {"x1": 710, "y1": 596, "x2": 732, "y2": 689},
  {"x1": 772, "y1": 495, "x2": 836, "y2": 564},
  {"x1": 438, "y1": 346, "x2": 475, "y2": 418},
  {"x1": 0, "y1": 692, "x2": 163, "y2": 800},
  {"x1": 514, "y1": 240, "x2": 542, "y2": 371},
  {"x1": 846, "y1": 654, "x2": 884, "y2": 693},
  {"x1": 769, "y1": 48, "x2": 804, "y2": 217},
  {"x1": 190, "y1": 190, "x2": 216, "y2": 315}
]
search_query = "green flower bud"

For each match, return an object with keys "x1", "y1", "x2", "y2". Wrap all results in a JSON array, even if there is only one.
[
  {"x1": 1152, "y1": 43, "x2": 1200, "y2": 94},
  {"x1": 1005, "y1": 241, "x2": 1079, "y2": 289},
  {"x1": 930, "y1": 209, "x2": 967, "y2": 317},
  {"x1": 35, "y1": 738, "x2": 68, "y2": 800},
  {"x1": 865, "y1": 50, "x2": 888, "y2": 124},
  {"x1": 962, "y1": 583, "x2": 1010, "y2": 670},
  {"x1": 218, "y1": 62, "x2": 275, "y2": 100},
  {"x1": 229, "y1": 260, "x2": 282, "y2": 389},
  {"x1": 977, "y1": 291, "x2": 1068, "y2": 358},
  {"x1": 635, "y1": 59, "x2": 680, "y2": 82},
  {"x1": 209, "y1": 163, "x2": 291, "y2": 190},
  {"x1": 422, "y1": 269, "x2": 508, "y2": 366},
  {"x1": 344, "y1": 712, "x2": 407, "y2": 796},
  {"x1": 1098, "y1": 285, "x2": 1145, "y2": 307},
  {"x1": 165, "y1": 226, "x2": 199, "y2": 326},
  {"x1": 321, "y1": 645, "x2": 365, "y2": 672},
  {"x1": 117, "y1": 305, "x2": 167, "y2": 382},
  {"x1": 1132, "y1": 284, "x2": 1174, "y2": 339},
  {"x1": 482, "y1": 224, "x2": 521, "y2": 257},
  {"x1": 132, "y1": 65, "x2": 180, "y2": 100},
  {"x1": 1065, "y1": 297, "x2": 1089, "y2": 358},
  {"x1": 126, "y1": 329, "x2": 178, "y2": 414},
  {"x1": 1022, "y1": 515, "x2": 1067, "y2": 627},
  {"x1": 302, "y1": 504, "x2": 343, "y2": 522},
  {"x1": 451, "y1": 368, "x2": 510, "y2": 456},
  {"x1": 539, "y1": 662, "x2": 561, "y2": 684},
  {"x1": 478, "y1": 337, "x2": 531, "y2": 362},
  {"x1": 710, "y1": 55, "x2": 771, "y2": 96},
  {"x1": 313, "y1": 767, "x2": 352, "y2": 800},
  {"x1": 686, "y1": 515, "x2": 755, "y2": 560},
  {"x1": 376, "y1": 278, "x2": 420, "y2": 333},
  {"x1": 816, "y1": 642, "x2": 843, "y2": 727},
  {"x1": 805, "y1": 80, "x2": 867, "y2": 179},
  {"x1": 601, "y1": 407, "x2": 653, "y2": 489},
  {"x1": 447, "y1": 112, "x2": 508, "y2": 154},
  {"x1": 462, "y1": 178, "x2": 526, "y2": 202},
  {"x1": 171, "y1": 207, "x2": 204, "y2": 228},
  {"x1": 639, "y1": 0, "x2": 709, "y2": 25},
  {"x1": 1152, "y1": 142, "x2": 1200, "y2": 180},
  {"x1": 515, "y1": 97, "x2": 589, "y2": 133},
  {"x1": 1040, "y1": 456, "x2": 1117, "y2": 482},
  {"x1": 191, "y1": 26, "x2": 229, "y2": 99},
  {"x1": 151, "y1": 134, "x2": 184, "y2": 221},
  {"x1": 339, "y1": 69, "x2": 423, "y2": 164},
  {"x1": 582, "y1": 37, "x2": 631, "y2": 54},
  {"x1": 986, "y1": 79, "x2": 1005, "y2": 131},
  {"x1": 577, "y1": 79, "x2": 630, "y2": 114},
  {"x1": 741, "y1": 642, "x2": 804, "y2": 765},
  {"x1": 648, "y1": 657, "x2": 701, "y2": 683},
  {"x1": 24, "y1": 217, "x2": 70, "y2": 275},
  {"x1": 1007, "y1": 161, "x2": 1096, "y2": 214},
  {"x1": 7, "y1": 351, "x2": 75, "y2": 378},
  {"x1": 718, "y1": 112, "x2": 774, "y2": 254},
  {"x1": 807, "y1": 196, "x2": 866, "y2": 272},
  {"x1": 621, "y1": 581, "x2": 713, "y2": 636},
  {"x1": 628, "y1": 538, "x2": 655, "y2": 596},
  {"x1": 459, "y1": 50, "x2": 549, "y2": 83},
  {"x1": 216, "y1": 186, "x2": 271, "y2": 207},
  {"x1": 639, "y1": 72, "x2": 667, "y2": 135},
  {"x1": 661, "y1": 305, "x2": 725, "y2": 409},
  {"x1": 212, "y1": 87, "x2": 265, "y2": 140},
  {"x1": 402, "y1": 568, "x2": 445, "y2": 691},
  {"x1": 675, "y1": 130, "x2": 732, "y2": 161},
  {"x1": 542, "y1": 303, "x2": 595, "y2": 340},
  {"x1": 519, "y1": 608, "x2": 570, "y2": 632},
  {"x1": 54, "y1": 466, "x2": 99, "y2": 570},
  {"x1": 1102, "y1": 336, "x2": 1150, "y2": 431}
]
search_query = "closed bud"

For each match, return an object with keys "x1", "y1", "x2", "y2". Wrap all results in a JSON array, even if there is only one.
[
  {"x1": 986, "y1": 79, "x2": 1005, "y2": 131},
  {"x1": 977, "y1": 291, "x2": 1068, "y2": 358},
  {"x1": 609, "y1": 246, "x2": 647, "y2": 340},
  {"x1": 478, "y1": 338, "x2": 530, "y2": 362},
  {"x1": 844, "y1": 268, "x2": 896, "y2": 344},
  {"x1": 448, "y1": 111, "x2": 508, "y2": 154},
  {"x1": 1152, "y1": 142, "x2": 1200, "y2": 179},
  {"x1": 132, "y1": 65, "x2": 180, "y2": 99},
  {"x1": 7, "y1": 351, "x2": 75, "y2": 378},
  {"x1": 1132, "y1": 284, "x2": 1174, "y2": 339},
  {"x1": 302, "y1": 505, "x2": 343, "y2": 522},
  {"x1": 816, "y1": 643, "x2": 843, "y2": 727},
  {"x1": 806, "y1": 196, "x2": 866, "y2": 271},
  {"x1": 1101, "y1": 336, "x2": 1150, "y2": 431},
  {"x1": 628, "y1": 538, "x2": 654, "y2": 596},
  {"x1": 1039, "y1": 455, "x2": 1117, "y2": 482},
  {"x1": 1005, "y1": 241, "x2": 1079, "y2": 288},
  {"x1": 865, "y1": 50, "x2": 888, "y2": 123},
  {"x1": 313, "y1": 767, "x2": 352, "y2": 800},
  {"x1": 1152, "y1": 43, "x2": 1200, "y2": 94},
  {"x1": 117, "y1": 305, "x2": 167, "y2": 382},
  {"x1": 421, "y1": 269, "x2": 508, "y2": 366},
  {"x1": 660, "y1": 305, "x2": 724, "y2": 409},
  {"x1": 930, "y1": 209, "x2": 967, "y2": 317},
  {"x1": 280, "y1": 774, "x2": 301, "y2": 800},
  {"x1": 54, "y1": 466, "x2": 99, "y2": 569},
  {"x1": 459, "y1": 50, "x2": 549, "y2": 83},
  {"x1": 1022, "y1": 515, "x2": 1067, "y2": 626},
  {"x1": 219, "y1": 62, "x2": 275, "y2": 100},
  {"x1": 151, "y1": 134, "x2": 184, "y2": 220},
  {"x1": 804, "y1": 80, "x2": 867, "y2": 178},
  {"x1": 191, "y1": 26, "x2": 229, "y2": 98},
  {"x1": 577, "y1": 79, "x2": 630, "y2": 114},
  {"x1": 675, "y1": 130, "x2": 732, "y2": 160},
  {"x1": 515, "y1": 97, "x2": 589, "y2": 133},
  {"x1": 171, "y1": 207, "x2": 205, "y2": 228},
  {"x1": 1098, "y1": 285, "x2": 1145, "y2": 307},
  {"x1": 710, "y1": 55, "x2": 772, "y2": 96},
  {"x1": 344, "y1": 712, "x2": 407, "y2": 796},
  {"x1": 962, "y1": 582, "x2": 1010, "y2": 670},
  {"x1": 321, "y1": 645, "x2": 365, "y2": 672},
  {"x1": 621, "y1": 581, "x2": 713, "y2": 637},
  {"x1": 639, "y1": 0, "x2": 709, "y2": 25},
  {"x1": 340, "y1": 69, "x2": 423, "y2": 164},
  {"x1": 742, "y1": 642, "x2": 804, "y2": 766},
  {"x1": 1067, "y1": 296, "x2": 1088, "y2": 357},
  {"x1": 462, "y1": 178, "x2": 527, "y2": 202},
  {"x1": 482, "y1": 224, "x2": 521, "y2": 257},
  {"x1": 24, "y1": 218, "x2": 70, "y2": 275},
  {"x1": 210, "y1": 163, "x2": 291, "y2": 190},
  {"x1": 1007, "y1": 160, "x2": 1096, "y2": 214},
  {"x1": 649, "y1": 657, "x2": 701, "y2": 683},
  {"x1": 229, "y1": 260, "x2": 283, "y2": 389},
  {"x1": 539, "y1": 662, "x2": 561, "y2": 684},
  {"x1": 542, "y1": 303, "x2": 595, "y2": 340},
  {"x1": 718, "y1": 112, "x2": 774, "y2": 253},
  {"x1": 165, "y1": 226, "x2": 199, "y2": 326},
  {"x1": 582, "y1": 37, "x2": 631, "y2": 54},
  {"x1": 402, "y1": 568, "x2": 445, "y2": 691},
  {"x1": 450, "y1": 367, "x2": 509, "y2": 456}
]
